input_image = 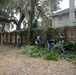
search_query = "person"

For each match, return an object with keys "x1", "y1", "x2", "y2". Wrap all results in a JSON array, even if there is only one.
[
  {"x1": 16, "y1": 35, "x2": 21, "y2": 47},
  {"x1": 59, "y1": 34, "x2": 65, "y2": 55},
  {"x1": 59, "y1": 34, "x2": 64, "y2": 41},
  {"x1": 35, "y1": 35, "x2": 41, "y2": 46},
  {"x1": 47, "y1": 39, "x2": 55, "y2": 52},
  {"x1": 60, "y1": 38, "x2": 65, "y2": 55}
]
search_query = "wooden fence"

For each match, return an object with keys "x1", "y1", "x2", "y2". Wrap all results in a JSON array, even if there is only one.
[
  {"x1": 56, "y1": 26, "x2": 76, "y2": 42},
  {"x1": 0, "y1": 33, "x2": 27, "y2": 45},
  {"x1": 0, "y1": 26, "x2": 76, "y2": 45}
]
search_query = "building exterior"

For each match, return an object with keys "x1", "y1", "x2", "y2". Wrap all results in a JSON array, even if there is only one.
[{"x1": 51, "y1": 0, "x2": 76, "y2": 28}]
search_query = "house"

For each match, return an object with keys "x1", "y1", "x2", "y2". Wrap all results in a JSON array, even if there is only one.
[{"x1": 51, "y1": 0, "x2": 76, "y2": 28}]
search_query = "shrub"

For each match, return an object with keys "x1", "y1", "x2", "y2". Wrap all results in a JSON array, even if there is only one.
[
  {"x1": 73, "y1": 42, "x2": 76, "y2": 51},
  {"x1": 44, "y1": 50, "x2": 59, "y2": 61},
  {"x1": 20, "y1": 45, "x2": 47, "y2": 58},
  {"x1": 64, "y1": 42, "x2": 76, "y2": 51},
  {"x1": 54, "y1": 42, "x2": 62, "y2": 50},
  {"x1": 20, "y1": 43, "x2": 76, "y2": 62}
]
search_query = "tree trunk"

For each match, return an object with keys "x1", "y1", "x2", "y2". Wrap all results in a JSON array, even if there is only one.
[
  {"x1": 16, "y1": 24, "x2": 21, "y2": 30},
  {"x1": 28, "y1": 0, "x2": 35, "y2": 45},
  {"x1": 28, "y1": 24, "x2": 32, "y2": 45},
  {"x1": 16, "y1": 12, "x2": 25, "y2": 30}
]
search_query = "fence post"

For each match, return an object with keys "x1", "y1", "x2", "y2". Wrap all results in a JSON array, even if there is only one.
[
  {"x1": 21, "y1": 35, "x2": 22, "y2": 44},
  {"x1": 0, "y1": 33, "x2": 1, "y2": 44},
  {"x1": 1, "y1": 33, "x2": 4, "y2": 45},
  {"x1": 10, "y1": 33, "x2": 12, "y2": 44},
  {"x1": 15, "y1": 33, "x2": 17, "y2": 44}
]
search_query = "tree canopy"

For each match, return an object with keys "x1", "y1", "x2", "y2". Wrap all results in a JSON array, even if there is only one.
[{"x1": 0, "y1": 0, "x2": 62, "y2": 31}]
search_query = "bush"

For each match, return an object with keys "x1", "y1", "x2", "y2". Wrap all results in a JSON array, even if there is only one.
[
  {"x1": 54, "y1": 42, "x2": 62, "y2": 50},
  {"x1": 73, "y1": 42, "x2": 76, "y2": 50},
  {"x1": 20, "y1": 43, "x2": 76, "y2": 62},
  {"x1": 44, "y1": 50, "x2": 59, "y2": 61},
  {"x1": 64, "y1": 42, "x2": 76, "y2": 51},
  {"x1": 20, "y1": 45, "x2": 47, "y2": 58}
]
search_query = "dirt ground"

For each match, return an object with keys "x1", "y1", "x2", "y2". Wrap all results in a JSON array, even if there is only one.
[{"x1": 0, "y1": 45, "x2": 76, "y2": 75}]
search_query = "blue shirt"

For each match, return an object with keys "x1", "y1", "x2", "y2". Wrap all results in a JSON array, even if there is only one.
[
  {"x1": 47, "y1": 40, "x2": 53, "y2": 45},
  {"x1": 36, "y1": 38, "x2": 40, "y2": 45}
]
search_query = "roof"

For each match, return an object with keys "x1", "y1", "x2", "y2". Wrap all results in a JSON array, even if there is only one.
[{"x1": 51, "y1": 8, "x2": 76, "y2": 17}]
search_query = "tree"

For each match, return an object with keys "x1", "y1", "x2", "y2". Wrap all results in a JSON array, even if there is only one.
[
  {"x1": 0, "y1": 0, "x2": 25, "y2": 30},
  {"x1": 0, "y1": 0, "x2": 62, "y2": 30},
  {"x1": 0, "y1": 0, "x2": 62, "y2": 44}
]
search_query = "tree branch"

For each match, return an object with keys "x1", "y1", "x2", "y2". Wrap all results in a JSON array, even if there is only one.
[{"x1": 0, "y1": 17, "x2": 18, "y2": 25}]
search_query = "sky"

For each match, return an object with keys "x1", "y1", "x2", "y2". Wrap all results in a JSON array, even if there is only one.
[
  {"x1": 59, "y1": 0, "x2": 69, "y2": 10},
  {"x1": 59, "y1": 0, "x2": 76, "y2": 10}
]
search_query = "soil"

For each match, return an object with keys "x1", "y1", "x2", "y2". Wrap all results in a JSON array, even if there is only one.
[{"x1": 0, "y1": 45, "x2": 76, "y2": 75}]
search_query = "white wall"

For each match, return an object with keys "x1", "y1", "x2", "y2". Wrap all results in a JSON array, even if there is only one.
[{"x1": 52, "y1": 13, "x2": 69, "y2": 28}]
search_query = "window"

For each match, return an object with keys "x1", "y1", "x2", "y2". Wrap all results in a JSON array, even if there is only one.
[{"x1": 58, "y1": 16, "x2": 63, "y2": 23}]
